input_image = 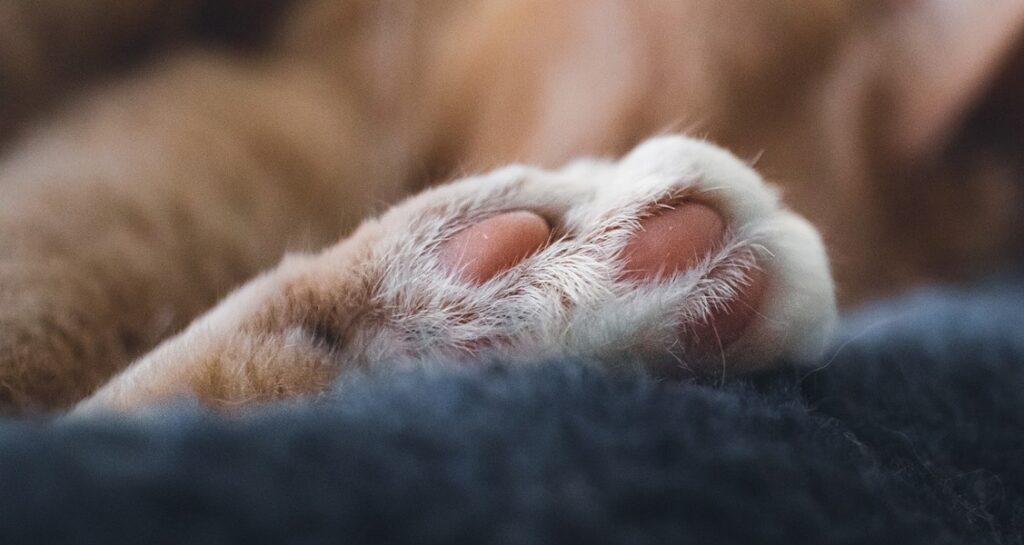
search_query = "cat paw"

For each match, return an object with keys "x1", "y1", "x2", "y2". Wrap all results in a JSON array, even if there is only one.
[{"x1": 75, "y1": 136, "x2": 836, "y2": 412}]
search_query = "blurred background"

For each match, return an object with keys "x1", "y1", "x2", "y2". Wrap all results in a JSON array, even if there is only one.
[{"x1": 2, "y1": 0, "x2": 1023, "y2": 308}]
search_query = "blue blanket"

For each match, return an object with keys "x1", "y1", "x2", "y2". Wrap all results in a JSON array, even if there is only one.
[{"x1": 1, "y1": 281, "x2": 1022, "y2": 544}]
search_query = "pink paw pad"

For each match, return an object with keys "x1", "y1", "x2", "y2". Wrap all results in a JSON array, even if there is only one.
[
  {"x1": 439, "y1": 211, "x2": 551, "y2": 284},
  {"x1": 438, "y1": 202, "x2": 764, "y2": 357},
  {"x1": 620, "y1": 202, "x2": 765, "y2": 357}
]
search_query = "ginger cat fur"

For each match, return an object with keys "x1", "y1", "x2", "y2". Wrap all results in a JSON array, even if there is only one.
[{"x1": 1, "y1": 0, "x2": 1022, "y2": 412}]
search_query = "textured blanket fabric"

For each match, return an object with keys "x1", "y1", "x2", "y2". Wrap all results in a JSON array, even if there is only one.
[{"x1": 1, "y1": 281, "x2": 1022, "y2": 544}]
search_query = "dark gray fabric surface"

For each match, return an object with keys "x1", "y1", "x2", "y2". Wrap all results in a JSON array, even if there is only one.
[{"x1": 0, "y1": 281, "x2": 1022, "y2": 544}]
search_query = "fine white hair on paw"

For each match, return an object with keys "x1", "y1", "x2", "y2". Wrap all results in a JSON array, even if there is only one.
[
  {"x1": 76, "y1": 135, "x2": 837, "y2": 412},
  {"x1": 349, "y1": 135, "x2": 836, "y2": 371}
]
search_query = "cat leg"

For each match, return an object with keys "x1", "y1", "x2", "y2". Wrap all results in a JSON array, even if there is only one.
[
  {"x1": 74, "y1": 135, "x2": 836, "y2": 413},
  {"x1": 0, "y1": 52, "x2": 403, "y2": 412}
]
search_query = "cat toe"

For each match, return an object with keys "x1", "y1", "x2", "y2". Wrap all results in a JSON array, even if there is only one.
[
  {"x1": 618, "y1": 200, "x2": 766, "y2": 360},
  {"x1": 619, "y1": 201, "x2": 726, "y2": 281},
  {"x1": 439, "y1": 211, "x2": 551, "y2": 284}
]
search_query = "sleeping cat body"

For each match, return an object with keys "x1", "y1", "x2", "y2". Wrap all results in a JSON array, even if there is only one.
[{"x1": 1, "y1": 0, "x2": 1022, "y2": 412}]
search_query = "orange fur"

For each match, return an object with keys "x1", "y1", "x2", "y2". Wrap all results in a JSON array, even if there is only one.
[{"x1": 1, "y1": 0, "x2": 1022, "y2": 412}]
